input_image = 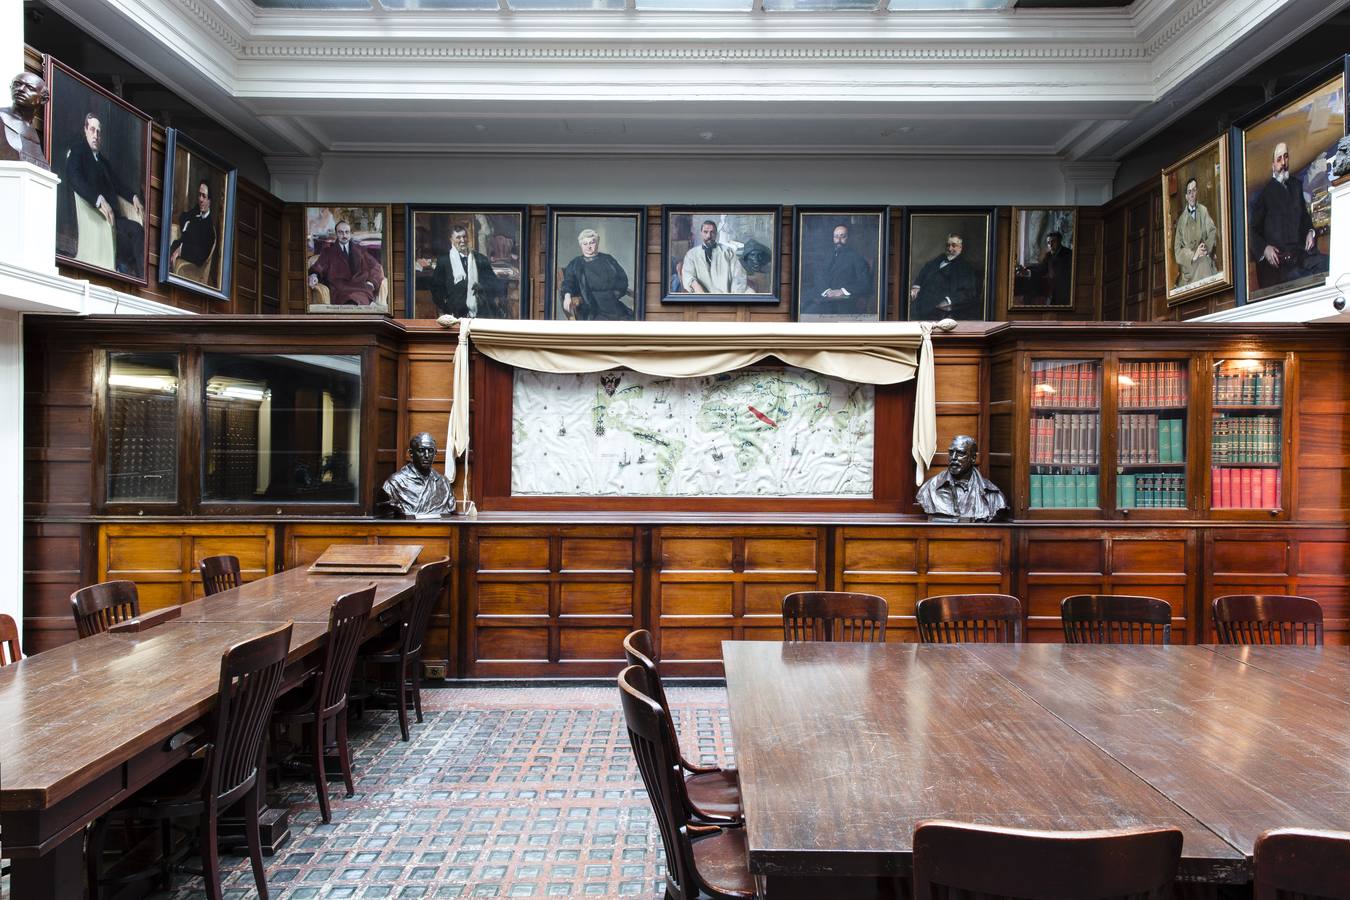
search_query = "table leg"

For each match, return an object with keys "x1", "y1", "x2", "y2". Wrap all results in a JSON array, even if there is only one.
[{"x1": 8, "y1": 830, "x2": 86, "y2": 900}]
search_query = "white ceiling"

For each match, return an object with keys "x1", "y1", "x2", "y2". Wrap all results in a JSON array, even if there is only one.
[{"x1": 44, "y1": 0, "x2": 1350, "y2": 165}]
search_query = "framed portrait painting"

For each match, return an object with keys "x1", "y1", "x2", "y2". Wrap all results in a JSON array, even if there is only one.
[
  {"x1": 406, "y1": 206, "x2": 528, "y2": 319},
  {"x1": 303, "y1": 204, "x2": 392, "y2": 311},
  {"x1": 792, "y1": 207, "x2": 887, "y2": 322},
  {"x1": 157, "y1": 129, "x2": 237, "y2": 302},
  {"x1": 44, "y1": 56, "x2": 152, "y2": 286},
  {"x1": 1009, "y1": 207, "x2": 1077, "y2": 309},
  {"x1": 544, "y1": 207, "x2": 646, "y2": 321},
  {"x1": 1161, "y1": 136, "x2": 1231, "y2": 305},
  {"x1": 902, "y1": 208, "x2": 996, "y2": 321},
  {"x1": 660, "y1": 207, "x2": 781, "y2": 304},
  {"x1": 1232, "y1": 56, "x2": 1346, "y2": 304}
]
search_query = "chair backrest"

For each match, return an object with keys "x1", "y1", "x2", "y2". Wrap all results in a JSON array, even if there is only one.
[
  {"x1": 618, "y1": 664, "x2": 700, "y2": 900},
  {"x1": 912, "y1": 820, "x2": 1183, "y2": 900},
  {"x1": 318, "y1": 585, "x2": 376, "y2": 714},
  {"x1": 622, "y1": 629, "x2": 672, "y2": 712},
  {"x1": 403, "y1": 558, "x2": 450, "y2": 657},
  {"x1": 200, "y1": 554, "x2": 242, "y2": 597},
  {"x1": 71, "y1": 581, "x2": 141, "y2": 638},
  {"x1": 782, "y1": 591, "x2": 888, "y2": 643},
  {"x1": 1212, "y1": 594, "x2": 1323, "y2": 646},
  {"x1": 1061, "y1": 594, "x2": 1172, "y2": 645},
  {"x1": 1254, "y1": 828, "x2": 1350, "y2": 900},
  {"x1": 207, "y1": 621, "x2": 293, "y2": 806},
  {"x1": 0, "y1": 612, "x2": 22, "y2": 665},
  {"x1": 916, "y1": 594, "x2": 1023, "y2": 644}
]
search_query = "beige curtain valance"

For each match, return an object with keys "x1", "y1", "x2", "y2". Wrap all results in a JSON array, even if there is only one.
[{"x1": 440, "y1": 316, "x2": 938, "y2": 485}]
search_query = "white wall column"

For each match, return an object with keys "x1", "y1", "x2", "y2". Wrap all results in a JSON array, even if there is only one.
[
  {"x1": 266, "y1": 155, "x2": 322, "y2": 202},
  {"x1": 1060, "y1": 162, "x2": 1120, "y2": 207},
  {"x1": 0, "y1": 309, "x2": 20, "y2": 637}
]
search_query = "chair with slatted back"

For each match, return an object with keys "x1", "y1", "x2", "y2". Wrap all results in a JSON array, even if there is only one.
[
  {"x1": 782, "y1": 591, "x2": 888, "y2": 643},
  {"x1": 619, "y1": 665, "x2": 754, "y2": 900},
  {"x1": 0, "y1": 612, "x2": 22, "y2": 665},
  {"x1": 1212, "y1": 594, "x2": 1323, "y2": 646},
  {"x1": 71, "y1": 581, "x2": 141, "y2": 638},
  {"x1": 1061, "y1": 595, "x2": 1173, "y2": 645},
  {"x1": 272, "y1": 585, "x2": 374, "y2": 824},
  {"x1": 916, "y1": 594, "x2": 1023, "y2": 644},
  {"x1": 912, "y1": 820, "x2": 1183, "y2": 900},
  {"x1": 199, "y1": 555, "x2": 242, "y2": 597},
  {"x1": 360, "y1": 558, "x2": 449, "y2": 742},
  {"x1": 623, "y1": 630, "x2": 741, "y2": 826},
  {"x1": 87, "y1": 621, "x2": 293, "y2": 900},
  {"x1": 1254, "y1": 828, "x2": 1350, "y2": 900}
]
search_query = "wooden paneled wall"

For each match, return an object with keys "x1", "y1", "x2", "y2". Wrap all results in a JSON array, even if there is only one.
[{"x1": 99, "y1": 523, "x2": 274, "y2": 609}]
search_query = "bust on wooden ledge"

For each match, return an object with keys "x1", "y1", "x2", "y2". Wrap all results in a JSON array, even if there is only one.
[
  {"x1": 379, "y1": 432, "x2": 458, "y2": 519},
  {"x1": 916, "y1": 435, "x2": 1008, "y2": 522}
]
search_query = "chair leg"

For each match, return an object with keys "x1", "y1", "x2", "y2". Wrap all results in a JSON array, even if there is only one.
[
  {"x1": 395, "y1": 656, "x2": 411, "y2": 742},
  {"x1": 243, "y1": 781, "x2": 270, "y2": 900},
  {"x1": 337, "y1": 710, "x2": 356, "y2": 798},
  {"x1": 85, "y1": 817, "x2": 109, "y2": 899},
  {"x1": 159, "y1": 818, "x2": 174, "y2": 890},
  {"x1": 411, "y1": 652, "x2": 424, "y2": 725},
  {"x1": 312, "y1": 721, "x2": 332, "y2": 824},
  {"x1": 199, "y1": 809, "x2": 222, "y2": 900}
]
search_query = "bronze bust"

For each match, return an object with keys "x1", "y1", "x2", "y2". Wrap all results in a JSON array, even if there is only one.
[
  {"x1": 380, "y1": 432, "x2": 457, "y2": 518},
  {"x1": 916, "y1": 435, "x2": 1008, "y2": 522},
  {"x1": 0, "y1": 72, "x2": 50, "y2": 169}
]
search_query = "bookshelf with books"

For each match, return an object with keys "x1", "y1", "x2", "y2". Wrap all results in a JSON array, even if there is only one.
[
  {"x1": 1115, "y1": 359, "x2": 1190, "y2": 513},
  {"x1": 1209, "y1": 357, "x2": 1286, "y2": 516},
  {"x1": 1028, "y1": 359, "x2": 1101, "y2": 513}
]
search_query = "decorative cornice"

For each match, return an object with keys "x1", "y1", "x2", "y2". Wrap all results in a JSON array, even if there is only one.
[{"x1": 237, "y1": 43, "x2": 1147, "y2": 61}]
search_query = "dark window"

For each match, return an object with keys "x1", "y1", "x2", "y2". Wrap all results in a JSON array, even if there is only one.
[{"x1": 106, "y1": 352, "x2": 179, "y2": 503}]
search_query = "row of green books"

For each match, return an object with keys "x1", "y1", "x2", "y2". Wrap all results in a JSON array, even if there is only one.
[
  {"x1": 1117, "y1": 473, "x2": 1187, "y2": 509},
  {"x1": 1030, "y1": 473, "x2": 1099, "y2": 509},
  {"x1": 1212, "y1": 414, "x2": 1281, "y2": 464}
]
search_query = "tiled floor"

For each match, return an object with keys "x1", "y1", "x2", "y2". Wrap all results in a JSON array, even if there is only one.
[{"x1": 149, "y1": 685, "x2": 734, "y2": 899}]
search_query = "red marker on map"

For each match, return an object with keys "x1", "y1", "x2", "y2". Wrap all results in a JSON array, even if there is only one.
[{"x1": 747, "y1": 405, "x2": 777, "y2": 428}]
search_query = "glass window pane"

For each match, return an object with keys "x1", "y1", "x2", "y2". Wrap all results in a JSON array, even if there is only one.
[
  {"x1": 1116, "y1": 360, "x2": 1188, "y2": 510},
  {"x1": 203, "y1": 354, "x2": 362, "y2": 504},
  {"x1": 637, "y1": 0, "x2": 752, "y2": 10},
  {"x1": 251, "y1": 0, "x2": 373, "y2": 8},
  {"x1": 1028, "y1": 359, "x2": 1100, "y2": 510},
  {"x1": 1211, "y1": 358, "x2": 1283, "y2": 510},
  {"x1": 380, "y1": 0, "x2": 500, "y2": 9},
  {"x1": 889, "y1": 0, "x2": 1010, "y2": 9},
  {"x1": 107, "y1": 353, "x2": 180, "y2": 504},
  {"x1": 764, "y1": 0, "x2": 875, "y2": 10},
  {"x1": 509, "y1": 0, "x2": 625, "y2": 8}
]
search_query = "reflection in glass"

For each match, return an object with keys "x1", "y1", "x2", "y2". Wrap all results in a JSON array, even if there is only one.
[
  {"x1": 107, "y1": 353, "x2": 180, "y2": 503},
  {"x1": 203, "y1": 354, "x2": 361, "y2": 503},
  {"x1": 1116, "y1": 360, "x2": 1188, "y2": 510}
]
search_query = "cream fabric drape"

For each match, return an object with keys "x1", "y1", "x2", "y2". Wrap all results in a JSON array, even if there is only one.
[{"x1": 443, "y1": 317, "x2": 937, "y2": 485}]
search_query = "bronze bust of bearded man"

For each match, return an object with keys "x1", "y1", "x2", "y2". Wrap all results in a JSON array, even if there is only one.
[
  {"x1": 380, "y1": 432, "x2": 457, "y2": 518},
  {"x1": 916, "y1": 435, "x2": 1008, "y2": 522}
]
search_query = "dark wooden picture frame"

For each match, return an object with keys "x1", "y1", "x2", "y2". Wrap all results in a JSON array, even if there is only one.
[
  {"x1": 902, "y1": 208, "x2": 996, "y2": 321},
  {"x1": 1009, "y1": 207, "x2": 1078, "y2": 309},
  {"x1": 660, "y1": 206, "x2": 781, "y2": 304},
  {"x1": 405, "y1": 205, "x2": 529, "y2": 320},
  {"x1": 1231, "y1": 55, "x2": 1347, "y2": 305},
  {"x1": 792, "y1": 207, "x2": 888, "y2": 323},
  {"x1": 303, "y1": 204, "x2": 393, "y2": 311},
  {"x1": 158, "y1": 129, "x2": 238, "y2": 302},
  {"x1": 544, "y1": 207, "x2": 647, "y2": 321},
  {"x1": 45, "y1": 55, "x2": 152, "y2": 287},
  {"x1": 1161, "y1": 135, "x2": 1232, "y2": 306}
]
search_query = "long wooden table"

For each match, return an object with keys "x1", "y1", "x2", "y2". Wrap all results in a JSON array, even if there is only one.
[
  {"x1": 723, "y1": 642, "x2": 1350, "y2": 897},
  {"x1": 0, "y1": 566, "x2": 420, "y2": 900}
]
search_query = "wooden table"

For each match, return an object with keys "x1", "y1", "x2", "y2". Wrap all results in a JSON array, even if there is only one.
[
  {"x1": 0, "y1": 566, "x2": 420, "y2": 900},
  {"x1": 723, "y1": 642, "x2": 1350, "y2": 897}
]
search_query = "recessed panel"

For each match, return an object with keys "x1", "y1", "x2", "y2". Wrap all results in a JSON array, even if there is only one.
[
  {"x1": 559, "y1": 583, "x2": 633, "y2": 616},
  {"x1": 476, "y1": 627, "x2": 549, "y2": 662},
  {"x1": 745, "y1": 583, "x2": 815, "y2": 616},
  {"x1": 842, "y1": 538, "x2": 919, "y2": 573},
  {"x1": 1110, "y1": 540, "x2": 1186, "y2": 574},
  {"x1": 1297, "y1": 541, "x2": 1350, "y2": 576},
  {"x1": 928, "y1": 538, "x2": 1003, "y2": 573},
  {"x1": 659, "y1": 538, "x2": 734, "y2": 571},
  {"x1": 478, "y1": 537, "x2": 550, "y2": 570},
  {"x1": 409, "y1": 358, "x2": 454, "y2": 401},
  {"x1": 107, "y1": 537, "x2": 182, "y2": 573},
  {"x1": 660, "y1": 583, "x2": 733, "y2": 617},
  {"x1": 1025, "y1": 539, "x2": 1104, "y2": 574},
  {"x1": 561, "y1": 537, "x2": 634, "y2": 571},
  {"x1": 1210, "y1": 540, "x2": 1288, "y2": 575},
  {"x1": 477, "y1": 583, "x2": 549, "y2": 617},
  {"x1": 659, "y1": 627, "x2": 734, "y2": 661},
  {"x1": 744, "y1": 537, "x2": 818, "y2": 572},
  {"x1": 558, "y1": 628, "x2": 629, "y2": 661}
]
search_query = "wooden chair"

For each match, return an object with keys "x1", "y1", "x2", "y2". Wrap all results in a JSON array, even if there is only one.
[
  {"x1": 618, "y1": 665, "x2": 754, "y2": 900},
  {"x1": 916, "y1": 594, "x2": 1023, "y2": 644},
  {"x1": 1061, "y1": 595, "x2": 1172, "y2": 645},
  {"x1": 360, "y1": 557, "x2": 449, "y2": 741},
  {"x1": 0, "y1": 612, "x2": 22, "y2": 665},
  {"x1": 272, "y1": 585, "x2": 374, "y2": 824},
  {"x1": 1212, "y1": 594, "x2": 1323, "y2": 646},
  {"x1": 912, "y1": 820, "x2": 1182, "y2": 900},
  {"x1": 199, "y1": 555, "x2": 242, "y2": 597},
  {"x1": 623, "y1": 630, "x2": 741, "y2": 825},
  {"x1": 781, "y1": 591, "x2": 888, "y2": 643},
  {"x1": 1254, "y1": 828, "x2": 1350, "y2": 900},
  {"x1": 71, "y1": 581, "x2": 141, "y2": 638},
  {"x1": 87, "y1": 621, "x2": 293, "y2": 900}
]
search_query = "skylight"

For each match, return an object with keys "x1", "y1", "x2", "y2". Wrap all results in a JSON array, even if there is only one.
[{"x1": 252, "y1": 0, "x2": 1013, "y2": 11}]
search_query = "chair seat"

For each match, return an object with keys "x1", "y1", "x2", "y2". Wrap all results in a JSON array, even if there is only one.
[
  {"x1": 113, "y1": 760, "x2": 210, "y2": 819},
  {"x1": 690, "y1": 827, "x2": 756, "y2": 898},
  {"x1": 687, "y1": 768, "x2": 743, "y2": 821}
]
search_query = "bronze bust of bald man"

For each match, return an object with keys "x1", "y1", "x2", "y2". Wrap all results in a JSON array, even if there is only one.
[
  {"x1": 916, "y1": 435, "x2": 1008, "y2": 522},
  {"x1": 380, "y1": 432, "x2": 458, "y2": 518},
  {"x1": 0, "y1": 72, "x2": 50, "y2": 168}
]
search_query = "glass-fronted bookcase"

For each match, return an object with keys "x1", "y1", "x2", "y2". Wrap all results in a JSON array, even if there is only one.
[{"x1": 1016, "y1": 349, "x2": 1289, "y2": 520}]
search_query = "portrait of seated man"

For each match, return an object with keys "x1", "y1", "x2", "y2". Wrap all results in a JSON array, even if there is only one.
[
  {"x1": 65, "y1": 111, "x2": 145, "y2": 278},
  {"x1": 680, "y1": 220, "x2": 752, "y2": 294},
  {"x1": 1014, "y1": 228, "x2": 1074, "y2": 307},
  {"x1": 1248, "y1": 141, "x2": 1328, "y2": 292},
  {"x1": 800, "y1": 224, "x2": 874, "y2": 318},
  {"x1": 168, "y1": 178, "x2": 218, "y2": 283},
  {"x1": 307, "y1": 219, "x2": 386, "y2": 306},
  {"x1": 909, "y1": 233, "x2": 980, "y2": 320},
  {"x1": 430, "y1": 225, "x2": 508, "y2": 318}
]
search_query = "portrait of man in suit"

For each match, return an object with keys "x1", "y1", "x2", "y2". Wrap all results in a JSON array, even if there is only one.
[
  {"x1": 409, "y1": 208, "x2": 525, "y2": 319},
  {"x1": 308, "y1": 219, "x2": 386, "y2": 306},
  {"x1": 430, "y1": 225, "x2": 508, "y2": 318},
  {"x1": 795, "y1": 210, "x2": 885, "y2": 322}
]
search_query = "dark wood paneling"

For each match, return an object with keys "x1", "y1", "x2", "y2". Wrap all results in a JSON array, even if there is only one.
[
  {"x1": 99, "y1": 523, "x2": 275, "y2": 614},
  {"x1": 21, "y1": 522, "x2": 87, "y2": 654}
]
